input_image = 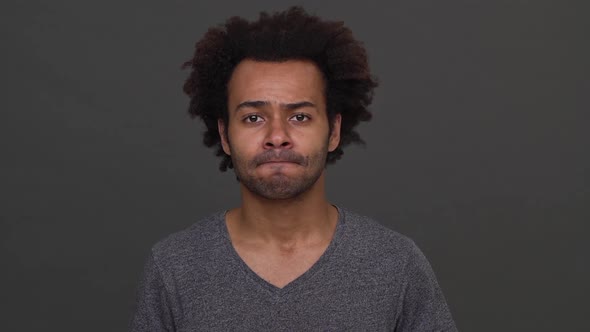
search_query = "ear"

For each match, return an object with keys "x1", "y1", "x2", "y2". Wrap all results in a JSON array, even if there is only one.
[
  {"x1": 218, "y1": 119, "x2": 231, "y2": 155},
  {"x1": 328, "y1": 113, "x2": 342, "y2": 152}
]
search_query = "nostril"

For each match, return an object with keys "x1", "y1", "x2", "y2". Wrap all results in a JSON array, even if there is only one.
[{"x1": 264, "y1": 140, "x2": 291, "y2": 148}]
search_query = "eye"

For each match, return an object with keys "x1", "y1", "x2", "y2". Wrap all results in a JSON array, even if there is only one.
[
  {"x1": 291, "y1": 114, "x2": 310, "y2": 122},
  {"x1": 244, "y1": 114, "x2": 263, "y2": 123}
]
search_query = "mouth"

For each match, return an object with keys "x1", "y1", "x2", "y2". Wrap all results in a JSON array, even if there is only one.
[
  {"x1": 253, "y1": 151, "x2": 305, "y2": 167},
  {"x1": 259, "y1": 160, "x2": 299, "y2": 166},
  {"x1": 261, "y1": 160, "x2": 295, "y2": 164}
]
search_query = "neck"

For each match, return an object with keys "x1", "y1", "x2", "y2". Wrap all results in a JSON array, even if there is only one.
[{"x1": 227, "y1": 172, "x2": 338, "y2": 247}]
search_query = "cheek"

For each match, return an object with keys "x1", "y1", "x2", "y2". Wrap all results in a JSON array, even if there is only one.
[{"x1": 228, "y1": 128, "x2": 260, "y2": 154}]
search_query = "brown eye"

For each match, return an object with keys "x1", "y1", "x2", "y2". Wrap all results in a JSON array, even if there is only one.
[
  {"x1": 245, "y1": 115, "x2": 262, "y2": 123},
  {"x1": 292, "y1": 114, "x2": 309, "y2": 122}
]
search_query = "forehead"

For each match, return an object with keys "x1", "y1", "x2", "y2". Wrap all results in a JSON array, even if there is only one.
[{"x1": 227, "y1": 59, "x2": 326, "y2": 105}]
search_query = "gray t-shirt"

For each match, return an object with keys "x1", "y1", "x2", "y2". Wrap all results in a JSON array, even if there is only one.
[{"x1": 130, "y1": 207, "x2": 457, "y2": 331}]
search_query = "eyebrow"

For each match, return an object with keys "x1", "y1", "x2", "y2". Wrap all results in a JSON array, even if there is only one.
[
  {"x1": 283, "y1": 101, "x2": 316, "y2": 111},
  {"x1": 234, "y1": 100, "x2": 317, "y2": 112}
]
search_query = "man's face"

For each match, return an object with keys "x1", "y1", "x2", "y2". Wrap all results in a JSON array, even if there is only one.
[{"x1": 218, "y1": 59, "x2": 341, "y2": 200}]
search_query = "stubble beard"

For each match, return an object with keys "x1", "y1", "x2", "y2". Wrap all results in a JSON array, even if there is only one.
[{"x1": 230, "y1": 145, "x2": 328, "y2": 200}]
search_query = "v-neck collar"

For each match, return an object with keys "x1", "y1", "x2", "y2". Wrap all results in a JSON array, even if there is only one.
[{"x1": 219, "y1": 206, "x2": 346, "y2": 297}]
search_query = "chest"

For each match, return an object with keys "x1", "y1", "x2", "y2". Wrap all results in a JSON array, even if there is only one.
[
  {"x1": 174, "y1": 241, "x2": 402, "y2": 331},
  {"x1": 179, "y1": 273, "x2": 398, "y2": 331},
  {"x1": 235, "y1": 245, "x2": 327, "y2": 288}
]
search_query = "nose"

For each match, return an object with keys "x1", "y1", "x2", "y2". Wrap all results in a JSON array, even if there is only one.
[{"x1": 264, "y1": 117, "x2": 292, "y2": 149}]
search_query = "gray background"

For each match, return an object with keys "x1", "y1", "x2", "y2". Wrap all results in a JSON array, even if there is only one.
[{"x1": 2, "y1": 0, "x2": 588, "y2": 331}]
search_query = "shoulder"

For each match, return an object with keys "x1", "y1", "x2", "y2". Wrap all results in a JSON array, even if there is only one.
[
  {"x1": 340, "y1": 207, "x2": 418, "y2": 252},
  {"x1": 338, "y1": 207, "x2": 428, "y2": 270},
  {"x1": 149, "y1": 211, "x2": 227, "y2": 270}
]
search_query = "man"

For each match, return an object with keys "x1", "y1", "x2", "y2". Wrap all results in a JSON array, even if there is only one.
[{"x1": 131, "y1": 7, "x2": 457, "y2": 331}]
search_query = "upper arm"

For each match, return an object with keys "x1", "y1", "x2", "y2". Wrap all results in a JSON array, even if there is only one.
[
  {"x1": 395, "y1": 241, "x2": 457, "y2": 331},
  {"x1": 130, "y1": 251, "x2": 177, "y2": 332}
]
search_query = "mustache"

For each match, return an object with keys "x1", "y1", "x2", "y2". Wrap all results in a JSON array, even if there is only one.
[{"x1": 252, "y1": 150, "x2": 307, "y2": 166}]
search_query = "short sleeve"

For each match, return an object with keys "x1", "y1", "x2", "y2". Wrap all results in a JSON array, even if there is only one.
[
  {"x1": 395, "y1": 241, "x2": 458, "y2": 332},
  {"x1": 130, "y1": 251, "x2": 177, "y2": 332}
]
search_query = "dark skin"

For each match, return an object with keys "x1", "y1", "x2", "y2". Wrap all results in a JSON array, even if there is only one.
[{"x1": 218, "y1": 59, "x2": 342, "y2": 288}]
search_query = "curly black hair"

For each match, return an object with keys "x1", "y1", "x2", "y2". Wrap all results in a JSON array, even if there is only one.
[{"x1": 182, "y1": 6, "x2": 377, "y2": 171}]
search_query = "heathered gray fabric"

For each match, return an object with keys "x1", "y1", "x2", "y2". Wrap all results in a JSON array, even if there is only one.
[{"x1": 130, "y1": 207, "x2": 457, "y2": 331}]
